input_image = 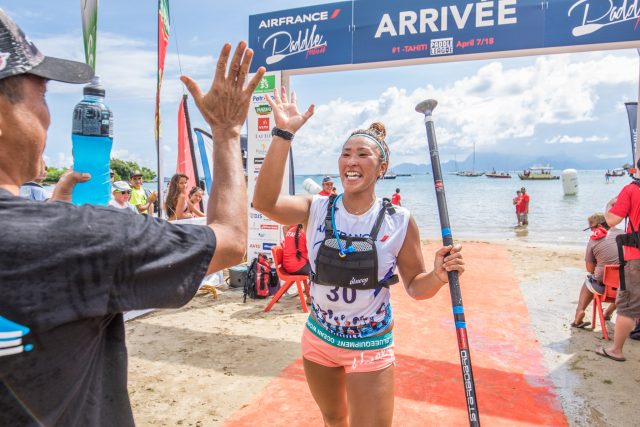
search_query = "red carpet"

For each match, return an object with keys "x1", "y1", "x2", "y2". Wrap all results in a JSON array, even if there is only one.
[{"x1": 225, "y1": 242, "x2": 567, "y2": 426}]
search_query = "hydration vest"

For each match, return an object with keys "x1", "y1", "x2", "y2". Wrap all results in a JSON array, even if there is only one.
[
  {"x1": 615, "y1": 180, "x2": 640, "y2": 291},
  {"x1": 312, "y1": 194, "x2": 399, "y2": 290}
]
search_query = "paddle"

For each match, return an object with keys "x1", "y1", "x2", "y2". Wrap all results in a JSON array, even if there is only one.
[{"x1": 415, "y1": 99, "x2": 481, "y2": 427}]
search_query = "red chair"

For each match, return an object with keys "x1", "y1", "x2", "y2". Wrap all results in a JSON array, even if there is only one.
[
  {"x1": 591, "y1": 264, "x2": 619, "y2": 340},
  {"x1": 264, "y1": 246, "x2": 309, "y2": 313}
]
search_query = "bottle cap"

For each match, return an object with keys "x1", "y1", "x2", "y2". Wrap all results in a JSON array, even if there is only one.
[{"x1": 83, "y1": 75, "x2": 105, "y2": 97}]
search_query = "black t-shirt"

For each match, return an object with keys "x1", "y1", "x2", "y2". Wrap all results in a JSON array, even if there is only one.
[{"x1": 0, "y1": 189, "x2": 216, "y2": 426}]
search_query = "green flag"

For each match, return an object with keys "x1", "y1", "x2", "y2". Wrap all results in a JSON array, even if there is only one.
[{"x1": 80, "y1": 0, "x2": 98, "y2": 69}]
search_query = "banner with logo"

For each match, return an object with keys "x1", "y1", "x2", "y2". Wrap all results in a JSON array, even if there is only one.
[
  {"x1": 626, "y1": 102, "x2": 638, "y2": 165},
  {"x1": 80, "y1": 0, "x2": 98, "y2": 69},
  {"x1": 155, "y1": 0, "x2": 170, "y2": 215},
  {"x1": 246, "y1": 71, "x2": 290, "y2": 261},
  {"x1": 249, "y1": 0, "x2": 640, "y2": 72},
  {"x1": 249, "y1": 2, "x2": 353, "y2": 72}
]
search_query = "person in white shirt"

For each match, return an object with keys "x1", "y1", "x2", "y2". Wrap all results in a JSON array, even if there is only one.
[{"x1": 108, "y1": 181, "x2": 136, "y2": 213}]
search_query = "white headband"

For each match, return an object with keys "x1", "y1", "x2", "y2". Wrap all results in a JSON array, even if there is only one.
[{"x1": 348, "y1": 133, "x2": 388, "y2": 162}]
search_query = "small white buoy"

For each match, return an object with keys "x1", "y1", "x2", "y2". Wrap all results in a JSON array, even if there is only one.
[
  {"x1": 302, "y1": 178, "x2": 322, "y2": 195},
  {"x1": 561, "y1": 169, "x2": 578, "y2": 195}
]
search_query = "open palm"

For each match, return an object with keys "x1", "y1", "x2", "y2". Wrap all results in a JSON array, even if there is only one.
[{"x1": 265, "y1": 86, "x2": 314, "y2": 134}]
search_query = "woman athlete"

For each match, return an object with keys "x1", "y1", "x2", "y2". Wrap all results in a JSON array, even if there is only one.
[{"x1": 253, "y1": 87, "x2": 465, "y2": 427}]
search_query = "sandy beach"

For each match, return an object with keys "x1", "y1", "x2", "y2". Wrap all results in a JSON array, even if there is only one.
[{"x1": 126, "y1": 239, "x2": 640, "y2": 426}]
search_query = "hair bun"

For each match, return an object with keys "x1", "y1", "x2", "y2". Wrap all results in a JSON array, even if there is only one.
[{"x1": 369, "y1": 122, "x2": 386, "y2": 139}]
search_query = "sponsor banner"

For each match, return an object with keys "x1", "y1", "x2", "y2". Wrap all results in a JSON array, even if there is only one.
[
  {"x1": 546, "y1": 0, "x2": 640, "y2": 47},
  {"x1": 249, "y1": 0, "x2": 639, "y2": 71},
  {"x1": 249, "y1": 2, "x2": 353, "y2": 72},
  {"x1": 247, "y1": 71, "x2": 289, "y2": 261},
  {"x1": 353, "y1": 0, "x2": 543, "y2": 63},
  {"x1": 625, "y1": 102, "x2": 638, "y2": 165}
]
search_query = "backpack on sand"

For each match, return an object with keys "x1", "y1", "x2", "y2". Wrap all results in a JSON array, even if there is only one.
[{"x1": 243, "y1": 253, "x2": 272, "y2": 302}]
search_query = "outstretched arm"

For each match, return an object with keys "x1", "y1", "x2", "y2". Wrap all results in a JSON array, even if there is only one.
[
  {"x1": 181, "y1": 41, "x2": 265, "y2": 274},
  {"x1": 252, "y1": 87, "x2": 315, "y2": 226}
]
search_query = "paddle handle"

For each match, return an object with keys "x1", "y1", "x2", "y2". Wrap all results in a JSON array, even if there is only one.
[{"x1": 416, "y1": 100, "x2": 481, "y2": 427}]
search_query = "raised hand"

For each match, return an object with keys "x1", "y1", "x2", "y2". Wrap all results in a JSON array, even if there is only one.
[
  {"x1": 48, "y1": 170, "x2": 90, "y2": 203},
  {"x1": 265, "y1": 86, "x2": 314, "y2": 134},
  {"x1": 180, "y1": 41, "x2": 265, "y2": 135}
]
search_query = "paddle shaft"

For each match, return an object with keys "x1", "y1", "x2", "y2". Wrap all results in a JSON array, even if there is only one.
[{"x1": 416, "y1": 100, "x2": 480, "y2": 426}]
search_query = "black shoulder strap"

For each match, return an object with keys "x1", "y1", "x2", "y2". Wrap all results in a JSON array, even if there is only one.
[
  {"x1": 324, "y1": 194, "x2": 338, "y2": 238},
  {"x1": 295, "y1": 224, "x2": 303, "y2": 259},
  {"x1": 369, "y1": 199, "x2": 395, "y2": 241}
]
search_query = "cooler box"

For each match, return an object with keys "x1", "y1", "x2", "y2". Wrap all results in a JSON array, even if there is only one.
[{"x1": 228, "y1": 265, "x2": 247, "y2": 288}]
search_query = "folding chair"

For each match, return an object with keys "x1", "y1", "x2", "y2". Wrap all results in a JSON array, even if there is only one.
[
  {"x1": 264, "y1": 246, "x2": 309, "y2": 313},
  {"x1": 591, "y1": 264, "x2": 619, "y2": 340}
]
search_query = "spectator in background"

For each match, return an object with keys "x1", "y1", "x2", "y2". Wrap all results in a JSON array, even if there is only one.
[
  {"x1": 165, "y1": 173, "x2": 193, "y2": 221},
  {"x1": 187, "y1": 186, "x2": 206, "y2": 218},
  {"x1": 598, "y1": 186, "x2": 640, "y2": 362},
  {"x1": 107, "y1": 181, "x2": 136, "y2": 213},
  {"x1": 129, "y1": 170, "x2": 157, "y2": 215},
  {"x1": 391, "y1": 188, "x2": 401, "y2": 206},
  {"x1": 571, "y1": 212, "x2": 622, "y2": 328},
  {"x1": 282, "y1": 224, "x2": 310, "y2": 275},
  {"x1": 519, "y1": 187, "x2": 530, "y2": 226},
  {"x1": 19, "y1": 159, "x2": 48, "y2": 201},
  {"x1": 513, "y1": 190, "x2": 522, "y2": 226},
  {"x1": 318, "y1": 176, "x2": 335, "y2": 196}
]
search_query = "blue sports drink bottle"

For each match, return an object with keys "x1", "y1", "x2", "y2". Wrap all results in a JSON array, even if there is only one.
[{"x1": 71, "y1": 75, "x2": 113, "y2": 205}]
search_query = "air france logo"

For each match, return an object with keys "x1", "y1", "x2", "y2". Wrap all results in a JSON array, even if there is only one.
[
  {"x1": 569, "y1": 0, "x2": 640, "y2": 36},
  {"x1": 261, "y1": 9, "x2": 341, "y2": 65},
  {"x1": 0, "y1": 315, "x2": 33, "y2": 357}
]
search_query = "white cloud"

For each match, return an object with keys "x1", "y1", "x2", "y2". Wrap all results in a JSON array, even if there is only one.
[
  {"x1": 296, "y1": 52, "x2": 636, "y2": 171},
  {"x1": 35, "y1": 32, "x2": 216, "y2": 103}
]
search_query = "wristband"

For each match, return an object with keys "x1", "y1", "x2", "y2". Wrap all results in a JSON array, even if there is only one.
[{"x1": 271, "y1": 127, "x2": 294, "y2": 141}]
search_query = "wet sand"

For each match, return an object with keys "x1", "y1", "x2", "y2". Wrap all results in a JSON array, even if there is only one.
[{"x1": 125, "y1": 240, "x2": 639, "y2": 426}]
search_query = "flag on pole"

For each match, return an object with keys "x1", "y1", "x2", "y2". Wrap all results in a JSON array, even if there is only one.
[
  {"x1": 176, "y1": 96, "x2": 197, "y2": 191},
  {"x1": 80, "y1": 0, "x2": 98, "y2": 70},
  {"x1": 626, "y1": 102, "x2": 638, "y2": 164},
  {"x1": 155, "y1": 0, "x2": 170, "y2": 216}
]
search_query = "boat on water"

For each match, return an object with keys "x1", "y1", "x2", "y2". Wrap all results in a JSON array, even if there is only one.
[
  {"x1": 395, "y1": 173, "x2": 412, "y2": 177},
  {"x1": 383, "y1": 172, "x2": 397, "y2": 179},
  {"x1": 457, "y1": 171, "x2": 484, "y2": 177},
  {"x1": 518, "y1": 166, "x2": 560, "y2": 180},
  {"x1": 457, "y1": 142, "x2": 483, "y2": 177},
  {"x1": 605, "y1": 168, "x2": 626, "y2": 178},
  {"x1": 485, "y1": 169, "x2": 511, "y2": 178}
]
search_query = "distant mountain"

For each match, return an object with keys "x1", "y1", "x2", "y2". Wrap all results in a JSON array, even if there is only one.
[
  {"x1": 441, "y1": 152, "x2": 630, "y2": 172},
  {"x1": 391, "y1": 163, "x2": 431, "y2": 174}
]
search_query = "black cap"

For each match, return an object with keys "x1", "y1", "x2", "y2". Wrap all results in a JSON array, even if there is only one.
[{"x1": 0, "y1": 9, "x2": 93, "y2": 84}]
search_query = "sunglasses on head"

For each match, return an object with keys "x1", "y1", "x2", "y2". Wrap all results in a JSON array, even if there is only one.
[{"x1": 116, "y1": 190, "x2": 131, "y2": 195}]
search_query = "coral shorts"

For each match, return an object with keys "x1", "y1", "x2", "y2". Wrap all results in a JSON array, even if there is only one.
[{"x1": 301, "y1": 327, "x2": 396, "y2": 374}]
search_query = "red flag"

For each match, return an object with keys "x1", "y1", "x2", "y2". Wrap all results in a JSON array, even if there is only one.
[
  {"x1": 155, "y1": 0, "x2": 170, "y2": 141},
  {"x1": 176, "y1": 97, "x2": 197, "y2": 190}
]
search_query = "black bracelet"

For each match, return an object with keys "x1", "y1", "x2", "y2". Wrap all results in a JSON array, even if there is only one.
[{"x1": 271, "y1": 127, "x2": 294, "y2": 141}]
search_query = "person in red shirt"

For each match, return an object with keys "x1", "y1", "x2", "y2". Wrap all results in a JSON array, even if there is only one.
[
  {"x1": 391, "y1": 188, "x2": 401, "y2": 206},
  {"x1": 318, "y1": 176, "x2": 335, "y2": 196},
  {"x1": 600, "y1": 187, "x2": 640, "y2": 362},
  {"x1": 518, "y1": 187, "x2": 530, "y2": 225},
  {"x1": 513, "y1": 190, "x2": 522, "y2": 226},
  {"x1": 282, "y1": 224, "x2": 310, "y2": 275}
]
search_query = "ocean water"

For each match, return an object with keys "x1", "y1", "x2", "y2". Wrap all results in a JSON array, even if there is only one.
[{"x1": 294, "y1": 171, "x2": 628, "y2": 247}]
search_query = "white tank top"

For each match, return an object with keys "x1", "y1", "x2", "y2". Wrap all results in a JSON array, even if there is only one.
[{"x1": 306, "y1": 195, "x2": 411, "y2": 338}]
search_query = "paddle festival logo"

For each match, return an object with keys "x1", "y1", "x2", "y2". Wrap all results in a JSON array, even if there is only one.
[{"x1": 249, "y1": 1, "x2": 353, "y2": 71}]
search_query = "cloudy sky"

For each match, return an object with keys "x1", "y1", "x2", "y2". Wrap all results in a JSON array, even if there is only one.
[{"x1": 4, "y1": 0, "x2": 639, "y2": 175}]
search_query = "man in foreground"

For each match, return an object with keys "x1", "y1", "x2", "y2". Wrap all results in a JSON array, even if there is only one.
[{"x1": 0, "y1": 9, "x2": 264, "y2": 425}]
